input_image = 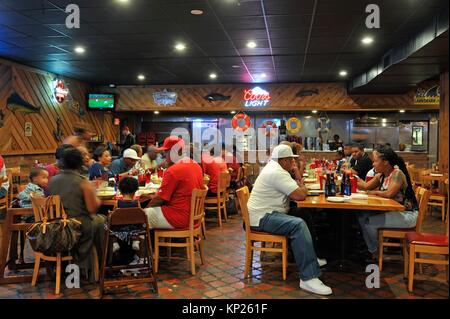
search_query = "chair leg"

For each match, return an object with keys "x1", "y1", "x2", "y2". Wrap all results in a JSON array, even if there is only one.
[
  {"x1": 217, "y1": 203, "x2": 222, "y2": 228},
  {"x1": 244, "y1": 241, "x2": 252, "y2": 279},
  {"x1": 222, "y1": 200, "x2": 228, "y2": 222},
  {"x1": 167, "y1": 238, "x2": 171, "y2": 260},
  {"x1": 198, "y1": 238, "x2": 205, "y2": 265},
  {"x1": 442, "y1": 201, "x2": 446, "y2": 223},
  {"x1": 408, "y1": 245, "x2": 415, "y2": 292},
  {"x1": 189, "y1": 237, "x2": 196, "y2": 275},
  {"x1": 92, "y1": 247, "x2": 99, "y2": 282},
  {"x1": 55, "y1": 253, "x2": 62, "y2": 295},
  {"x1": 31, "y1": 253, "x2": 41, "y2": 287},
  {"x1": 378, "y1": 234, "x2": 384, "y2": 272},
  {"x1": 403, "y1": 240, "x2": 408, "y2": 279},
  {"x1": 99, "y1": 229, "x2": 110, "y2": 298},
  {"x1": 418, "y1": 253, "x2": 423, "y2": 274},
  {"x1": 282, "y1": 241, "x2": 287, "y2": 281},
  {"x1": 154, "y1": 235, "x2": 160, "y2": 274},
  {"x1": 260, "y1": 242, "x2": 266, "y2": 261},
  {"x1": 202, "y1": 219, "x2": 207, "y2": 239}
]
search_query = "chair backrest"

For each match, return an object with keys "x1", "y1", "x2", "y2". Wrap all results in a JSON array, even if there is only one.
[
  {"x1": 415, "y1": 186, "x2": 427, "y2": 203},
  {"x1": 217, "y1": 171, "x2": 229, "y2": 195},
  {"x1": 236, "y1": 186, "x2": 250, "y2": 234},
  {"x1": 109, "y1": 207, "x2": 148, "y2": 226},
  {"x1": 190, "y1": 188, "x2": 208, "y2": 230},
  {"x1": 415, "y1": 187, "x2": 431, "y2": 232},
  {"x1": 30, "y1": 194, "x2": 65, "y2": 221},
  {"x1": 0, "y1": 170, "x2": 12, "y2": 209},
  {"x1": 418, "y1": 168, "x2": 432, "y2": 188}
]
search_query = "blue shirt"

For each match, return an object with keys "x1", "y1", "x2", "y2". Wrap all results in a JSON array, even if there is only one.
[
  {"x1": 89, "y1": 162, "x2": 112, "y2": 180},
  {"x1": 109, "y1": 158, "x2": 133, "y2": 175},
  {"x1": 18, "y1": 183, "x2": 45, "y2": 208}
]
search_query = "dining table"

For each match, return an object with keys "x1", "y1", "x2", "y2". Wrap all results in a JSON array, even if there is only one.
[
  {"x1": 420, "y1": 173, "x2": 448, "y2": 193},
  {"x1": 297, "y1": 192, "x2": 405, "y2": 272}
]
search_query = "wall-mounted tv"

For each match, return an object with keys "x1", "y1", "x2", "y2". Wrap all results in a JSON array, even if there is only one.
[{"x1": 86, "y1": 93, "x2": 115, "y2": 110}]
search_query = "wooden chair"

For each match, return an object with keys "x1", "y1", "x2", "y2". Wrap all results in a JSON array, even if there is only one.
[
  {"x1": 404, "y1": 200, "x2": 449, "y2": 292},
  {"x1": 204, "y1": 172, "x2": 229, "y2": 227},
  {"x1": 378, "y1": 188, "x2": 431, "y2": 272},
  {"x1": 99, "y1": 207, "x2": 158, "y2": 297},
  {"x1": 236, "y1": 186, "x2": 287, "y2": 280},
  {"x1": 6, "y1": 167, "x2": 21, "y2": 208},
  {"x1": 0, "y1": 170, "x2": 12, "y2": 211},
  {"x1": 30, "y1": 195, "x2": 74, "y2": 295},
  {"x1": 154, "y1": 188, "x2": 207, "y2": 275}
]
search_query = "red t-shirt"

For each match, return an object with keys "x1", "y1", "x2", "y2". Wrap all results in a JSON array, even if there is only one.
[
  {"x1": 0, "y1": 155, "x2": 4, "y2": 168},
  {"x1": 201, "y1": 154, "x2": 221, "y2": 193},
  {"x1": 214, "y1": 156, "x2": 228, "y2": 172},
  {"x1": 226, "y1": 155, "x2": 241, "y2": 181},
  {"x1": 157, "y1": 157, "x2": 204, "y2": 229}
]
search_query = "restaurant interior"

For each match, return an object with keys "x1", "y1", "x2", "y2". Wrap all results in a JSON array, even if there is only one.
[{"x1": 0, "y1": 0, "x2": 448, "y2": 301}]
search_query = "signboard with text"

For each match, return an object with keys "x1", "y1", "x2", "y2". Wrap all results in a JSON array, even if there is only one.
[{"x1": 243, "y1": 87, "x2": 271, "y2": 107}]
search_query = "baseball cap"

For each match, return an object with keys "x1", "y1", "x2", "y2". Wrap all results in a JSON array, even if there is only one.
[
  {"x1": 271, "y1": 144, "x2": 299, "y2": 159},
  {"x1": 157, "y1": 136, "x2": 185, "y2": 152},
  {"x1": 123, "y1": 148, "x2": 140, "y2": 160}
]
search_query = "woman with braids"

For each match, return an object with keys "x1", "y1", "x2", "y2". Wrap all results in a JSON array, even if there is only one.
[{"x1": 356, "y1": 145, "x2": 418, "y2": 260}]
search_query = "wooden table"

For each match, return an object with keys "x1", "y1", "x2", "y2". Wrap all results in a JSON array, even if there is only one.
[
  {"x1": 420, "y1": 174, "x2": 448, "y2": 193},
  {"x1": 297, "y1": 194, "x2": 405, "y2": 272},
  {"x1": 100, "y1": 193, "x2": 156, "y2": 207}
]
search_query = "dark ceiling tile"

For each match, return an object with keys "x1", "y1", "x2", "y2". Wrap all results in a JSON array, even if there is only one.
[{"x1": 0, "y1": 11, "x2": 39, "y2": 25}]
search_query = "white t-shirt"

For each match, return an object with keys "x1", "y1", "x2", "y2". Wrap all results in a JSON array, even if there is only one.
[{"x1": 247, "y1": 160, "x2": 299, "y2": 227}]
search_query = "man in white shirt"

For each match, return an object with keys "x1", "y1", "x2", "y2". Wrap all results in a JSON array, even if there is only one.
[{"x1": 247, "y1": 144, "x2": 332, "y2": 296}]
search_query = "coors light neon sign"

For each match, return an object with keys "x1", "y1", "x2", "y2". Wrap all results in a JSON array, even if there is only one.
[{"x1": 243, "y1": 86, "x2": 271, "y2": 107}]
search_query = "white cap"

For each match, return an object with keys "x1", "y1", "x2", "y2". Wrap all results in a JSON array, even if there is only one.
[
  {"x1": 123, "y1": 148, "x2": 140, "y2": 160},
  {"x1": 271, "y1": 144, "x2": 299, "y2": 159}
]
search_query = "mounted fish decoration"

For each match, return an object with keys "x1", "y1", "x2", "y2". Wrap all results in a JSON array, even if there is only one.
[
  {"x1": 0, "y1": 109, "x2": 4, "y2": 128},
  {"x1": 54, "y1": 116, "x2": 63, "y2": 142},
  {"x1": 6, "y1": 92, "x2": 41, "y2": 113},
  {"x1": 296, "y1": 89, "x2": 319, "y2": 97},
  {"x1": 203, "y1": 92, "x2": 231, "y2": 102}
]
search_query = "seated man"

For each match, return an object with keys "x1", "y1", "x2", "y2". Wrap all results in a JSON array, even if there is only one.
[
  {"x1": 142, "y1": 145, "x2": 164, "y2": 170},
  {"x1": 145, "y1": 136, "x2": 204, "y2": 229},
  {"x1": 247, "y1": 144, "x2": 332, "y2": 295},
  {"x1": 349, "y1": 144, "x2": 373, "y2": 180},
  {"x1": 109, "y1": 148, "x2": 141, "y2": 177},
  {"x1": 201, "y1": 148, "x2": 221, "y2": 197}
]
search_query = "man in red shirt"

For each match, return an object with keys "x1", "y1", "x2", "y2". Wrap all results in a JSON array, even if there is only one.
[
  {"x1": 145, "y1": 136, "x2": 204, "y2": 229},
  {"x1": 201, "y1": 150, "x2": 221, "y2": 197}
]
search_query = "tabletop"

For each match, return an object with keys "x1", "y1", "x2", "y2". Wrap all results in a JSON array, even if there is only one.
[
  {"x1": 420, "y1": 174, "x2": 448, "y2": 182},
  {"x1": 297, "y1": 194, "x2": 405, "y2": 211}
]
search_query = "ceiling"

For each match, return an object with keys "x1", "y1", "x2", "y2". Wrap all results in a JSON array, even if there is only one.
[{"x1": 0, "y1": 0, "x2": 448, "y2": 88}]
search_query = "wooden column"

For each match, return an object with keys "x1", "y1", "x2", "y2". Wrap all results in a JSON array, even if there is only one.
[{"x1": 438, "y1": 71, "x2": 449, "y2": 172}]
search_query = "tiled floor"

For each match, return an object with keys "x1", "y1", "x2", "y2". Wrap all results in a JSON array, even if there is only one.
[{"x1": 0, "y1": 210, "x2": 448, "y2": 299}]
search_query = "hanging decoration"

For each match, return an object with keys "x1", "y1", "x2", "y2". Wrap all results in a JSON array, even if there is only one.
[
  {"x1": 286, "y1": 117, "x2": 301, "y2": 134},
  {"x1": 53, "y1": 79, "x2": 69, "y2": 103},
  {"x1": 231, "y1": 112, "x2": 251, "y2": 132},
  {"x1": 315, "y1": 115, "x2": 331, "y2": 134},
  {"x1": 261, "y1": 120, "x2": 277, "y2": 137}
]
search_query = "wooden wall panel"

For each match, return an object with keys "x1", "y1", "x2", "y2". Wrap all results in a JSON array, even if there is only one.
[
  {"x1": 438, "y1": 71, "x2": 449, "y2": 172},
  {"x1": 98, "y1": 82, "x2": 440, "y2": 112},
  {"x1": 0, "y1": 59, "x2": 119, "y2": 158}
]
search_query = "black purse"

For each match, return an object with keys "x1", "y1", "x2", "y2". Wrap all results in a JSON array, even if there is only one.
[{"x1": 26, "y1": 196, "x2": 82, "y2": 255}]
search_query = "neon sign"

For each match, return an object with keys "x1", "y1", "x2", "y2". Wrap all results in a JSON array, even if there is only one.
[
  {"x1": 243, "y1": 86, "x2": 271, "y2": 107},
  {"x1": 54, "y1": 79, "x2": 69, "y2": 103}
]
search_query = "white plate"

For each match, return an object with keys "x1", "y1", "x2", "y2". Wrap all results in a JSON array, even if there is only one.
[
  {"x1": 326, "y1": 196, "x2": 345, "y2": 203},
  {"x1": 96, "y1": 190, "x2": 116, "y2": 198},
  {"x1": 308, "y1": 190, "x2": 324, "y2": 195},
  {"x1": 430, "y1": 173, "x2": 444, "y2": 177},
  {"x1": 351, "y1": 193, "x2": 368, "y2": 200},
  {"x1": 304, "y1": 178, "x2": 317, "y2": 183},
  {"x1": 306, "y1": 183, "x2": 321, "y2": 190},
  {"x1": 303, "y1": 173, "x2": 309, "y2": 177}
]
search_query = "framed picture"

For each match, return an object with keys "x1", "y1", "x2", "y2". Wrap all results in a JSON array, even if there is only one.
[{"x1": 412, "y1": 125, "x2": 423, "y2": 146}]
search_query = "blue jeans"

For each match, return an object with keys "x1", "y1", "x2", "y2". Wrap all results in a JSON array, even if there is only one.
[
  {"x1": 358, "y1": 210, "x2": 418, "y2": 253},
  {"x1": 253, "y1": 211, "x2": 321, "y2": 281}
]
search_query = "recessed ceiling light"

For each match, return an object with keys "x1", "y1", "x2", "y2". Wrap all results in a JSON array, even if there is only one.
[
  {"x1": 312, "y1": 110, "x2": 318, "y2": 114},
  {"x1": 117, "y1": 0, "x2": 129, "y2": 3},
  {"x1": 247, "y1": 41, "x2": 257, "y2": 48},
  {"x1": 137, "y1": 74, "x2": 145, "y2": 80},
  {"x1": 109, "y1": 84, "x2": 116, "y2": 88},
  {"x1": 382, "y1": 118, "x2": 387, "y2": 123},
  {"x1": 260, "y1": 73, "x2": 267, "y2": 78},
  {"x1": 154, "y1": 110, "x2": 159, "y2": 114},
  {"x1": 209, "y1": 73, "x2": 217, "y2": 79},
  {"x1": 339, "y1": 70, "x2": 348, "y2": 77},
  {"x1": 232, "y1": 65, "x2": 240, "y2": 68},
  {"x1": 399, "y1": 109, "x2": 405, "y2": 113},
  {"x1": 382, "y1": 123, "x2": 387, "y2": 127},
  {"x1": 230, "y1": 111, "x2": 236, "y2": 114},
  {"x1": 174, "y1": 43, "x2": 186, "y2": 51},
  {"x1": 74, "y1": 46, "x2": 85, "y2": 54},
  {"x1": 190, "y1": 9, "x2": 204, "y2": 15},
  {"x1": 362, "y1": 36, "x2": 374, "y2": 45}
]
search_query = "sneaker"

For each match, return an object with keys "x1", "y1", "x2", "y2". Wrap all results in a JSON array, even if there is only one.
[
  {"x1": 132, "y1": 240, "x2": 140, "y2": 251},
  {"x1": 300, "y1": 278, "x2": 333, "y2": 296},
  {"x1": 317, "y1": 258, "x2": 327, "y2": 267},
  {"x1": 129, "y1": 255, "x2": 140, "y2": 266},
  {"x1": 112, "y1": 242, "x2": 120, "y2": 253}
]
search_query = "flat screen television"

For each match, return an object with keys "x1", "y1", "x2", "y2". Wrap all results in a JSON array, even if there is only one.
[{"x1": 86, "y1": 93, "x2": 115, "y2": 110}]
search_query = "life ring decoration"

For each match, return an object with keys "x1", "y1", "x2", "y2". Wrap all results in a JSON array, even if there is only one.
[
  {"x1": 316, "y1": 117, "x2": 331, "y2": 133},
  {"x1": 261, "y1": 120, "x2": 277, "y2": 137},
  {"x1": 232, "y1": 112, "x2": 251, "y2": 132},
  {"x1": 287, "y1": 117, "x2": 301, "y2": 134}
]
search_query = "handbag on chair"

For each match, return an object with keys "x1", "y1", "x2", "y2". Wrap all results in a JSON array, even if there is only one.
[{"x1": 26, "y1": 196, "x2": 82, "y2": 255}]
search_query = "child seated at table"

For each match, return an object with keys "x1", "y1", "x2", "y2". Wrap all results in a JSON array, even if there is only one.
[
  {"x1": 111, "y1": 177, "x2": 142, "y2": 254},
  {"x1": 17, "y1": 167, "x2": 49, "y2": 222}
]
